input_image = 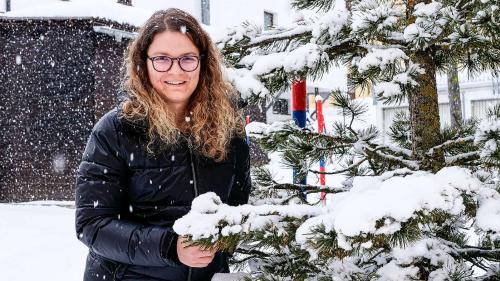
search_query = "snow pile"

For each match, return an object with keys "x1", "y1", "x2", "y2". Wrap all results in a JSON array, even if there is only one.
[{"x1": 0, "y1": 203, "x2": 88, "y2": 281}]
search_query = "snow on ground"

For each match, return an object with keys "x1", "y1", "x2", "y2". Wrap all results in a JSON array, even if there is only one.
[{"x1": 0, "y1": 203, "x2": 87, "y2": 281}]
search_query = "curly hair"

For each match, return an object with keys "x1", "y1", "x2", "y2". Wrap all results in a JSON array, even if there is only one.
[{"x1": 121, "y1": 8, "x2": 244, "y2": 161}]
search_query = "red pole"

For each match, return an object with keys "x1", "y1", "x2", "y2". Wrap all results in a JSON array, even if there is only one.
[
  {"x1": 245, "y1": 115, "x2": 250, "y2": 144},
  {"x1": 292, "y1": 80, "x2": 307, "y2": 128},
  {"x1": 292, "y1": 79, "x2": 307, "y2": 188},
  {"x1": 316, "y1": 95, "x2": 327, "y2": 201}
]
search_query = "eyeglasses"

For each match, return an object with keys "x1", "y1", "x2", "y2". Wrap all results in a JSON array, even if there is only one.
[{"x1": 147, "y1": 55, "x2": 201, "y2": 72}]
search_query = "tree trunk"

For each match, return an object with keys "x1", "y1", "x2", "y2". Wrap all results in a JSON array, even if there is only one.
[
  {"x1": 447, "y1": 64, "x2": 462, "y2": 129},
  {"x1": 409, "y1": 50, "x2": 443, "y2": 171}
]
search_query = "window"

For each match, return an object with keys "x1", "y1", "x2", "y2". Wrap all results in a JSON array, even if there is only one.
[
  {"x1": 273, "y1": 99, "x2": 289, "y2": 115},
  {"x1": 0, "y1": 0, "x2": 9, "y2": 13},
  {"x1": 264, "y1": 11, "x2": 274, "y2": 30},
  {"x1": 201, "y1": 0, "x2": 210, "y2": 25}
]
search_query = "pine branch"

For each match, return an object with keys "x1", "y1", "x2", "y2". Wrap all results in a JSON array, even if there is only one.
[
  {"x1": 279, "y1": 188, "x2": 335, "y2": 205},
  {"x1": 324, "y1": 40, "x2": 367, "y2": 62},
  {"x1": 357, "y1": 249, "x2": 387, "y2": 266},
  {"x1": 427, "y1": 136, "x2": 481, "y2": 166},
  {"x1": 363, "y1": 146, "x2": 420, "y2": 170},
  {"x1": 242, "y1": 26, "x2": 312, "y2": 52},
  {"x1": 456, "y1": 247, "x2": 500, "y2": 262},
  {"x1": 308, "y1": 157, "x2": 367, "y2": 175},
  {"x1": 234, "y1": 247, "x2": 271, "y2": 259},
  {"x1": 266, "y1": 182, "x2": 347, "y2": 194},
  {"x1": 377, "y1": 144, "x2": 413, "y2": 158},
  {"x1": 291, "y1": 0, "x2": 335, "y2": 11},
  {"x1": 429, "y1": 136, "x2": 475, "y2": 153},
  {"x1": 445, "y1": 151, "x2": 481, "y2": 166},
  {"x1": 461, "y1": 256, "x2": 490, "y2": 272}
]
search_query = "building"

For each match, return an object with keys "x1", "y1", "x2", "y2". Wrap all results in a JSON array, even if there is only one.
[
  {"x1": 0, "y1": 0, "x2": 293, "y2": 202},
  {"x1": 0, "y1": 4, "x2": 137, "y2": 201},
  {"x1": 377, "y1": 72, "x2": 500, "y2": 143}
]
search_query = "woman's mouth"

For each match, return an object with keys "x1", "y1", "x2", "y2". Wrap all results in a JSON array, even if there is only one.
[{"x1": 165, "y1": 81, "x2": 186, "y2": 85}]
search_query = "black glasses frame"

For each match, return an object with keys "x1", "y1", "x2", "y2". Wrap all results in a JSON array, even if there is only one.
[{"x1": 147, "y1": 55, "x2": 201, "y2": 72}]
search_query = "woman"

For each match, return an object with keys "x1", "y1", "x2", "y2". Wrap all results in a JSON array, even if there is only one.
[{"x1": 75, "y1": 8, "x2": 251, "y2": 281}]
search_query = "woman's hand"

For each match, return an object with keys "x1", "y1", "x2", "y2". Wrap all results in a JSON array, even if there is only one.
[{"x1": 176, "y1": 236, "x2": 216, "y2": 267}]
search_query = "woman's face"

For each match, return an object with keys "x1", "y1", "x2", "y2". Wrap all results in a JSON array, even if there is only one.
[{"x1": 146, "y1": 30, "x2": 201, "y2": 113}]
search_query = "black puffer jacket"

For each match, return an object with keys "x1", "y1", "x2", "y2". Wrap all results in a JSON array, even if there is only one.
[{"x1": 75, "y1": 108, "x2": 251, "y2": 281}]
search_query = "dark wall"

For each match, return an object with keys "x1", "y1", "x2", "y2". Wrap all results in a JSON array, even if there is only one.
[
  {"x1": 0, "y1": 24, "x2": 9, "y2": 196},
  {"x1": 242, "y1": 100, "x2": 269, "y2": 167},
  {"x1": 94, "y1": 33, "x2": 129, "y2": 120},
  {"x1": 0, "y1": 19, "x2": 131, "y2": 202}
]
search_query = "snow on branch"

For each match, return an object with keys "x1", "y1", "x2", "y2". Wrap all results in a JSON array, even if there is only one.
[
  {"x1": 173, "y1": 192, "x2": 322, "y2": 242},
  {"x1": 445, "y1": 151, "x2": 481, "y2": 165},
  {"x1": 249, "y1": 43, "x2": 328, "y2": 76},
  {"x1": 363, "y1": 146, "x2": 420, "y2": 170},
  {"x1": 174, "y1": 167, "x2": 500, "y2": 253},
  {"x1": 429, "y1": 136, "x2": 475, "y2": 154},
  {"x1": 247, "y1": 25, "x2": 312, "y2": 48},
  {"x1": 357, "y1": 47, "x2": 407, "y2": 73},
  {"x1": 311, "y1": 4, "x2": 349, "y2": 45},
  {"x1": 351, "y1": 0, "x2": 404, "y2": 38},
  {"x1": 403, "y1": 1, "x2": 452, "y2": 49},
  {"x1": 223, "y1": 67, "x2": 269, "y2": 99}
]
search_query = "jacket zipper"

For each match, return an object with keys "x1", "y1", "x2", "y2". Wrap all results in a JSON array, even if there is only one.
[
  {"x1": 187, "y1": 138, "x2": 198, "y2": 281},
  {"x1": 187, "y1": 138, "x2": 199, "y2": 197}
]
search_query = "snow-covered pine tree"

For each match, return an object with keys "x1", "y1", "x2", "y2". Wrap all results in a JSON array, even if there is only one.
[{"x1": 174, "y1": 0, "x2": 500, "y2": 280}]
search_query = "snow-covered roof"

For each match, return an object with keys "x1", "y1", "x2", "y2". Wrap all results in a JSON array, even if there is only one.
[
  {"x1": 1, "y1": 0, "x2": 162, "y2": 27},
  {"x1": 1, "y1": 0, "x2": 150, "y2": 26},
  {"x1": 0, "y1": 0, "x2": 227, "y2": 39}
]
